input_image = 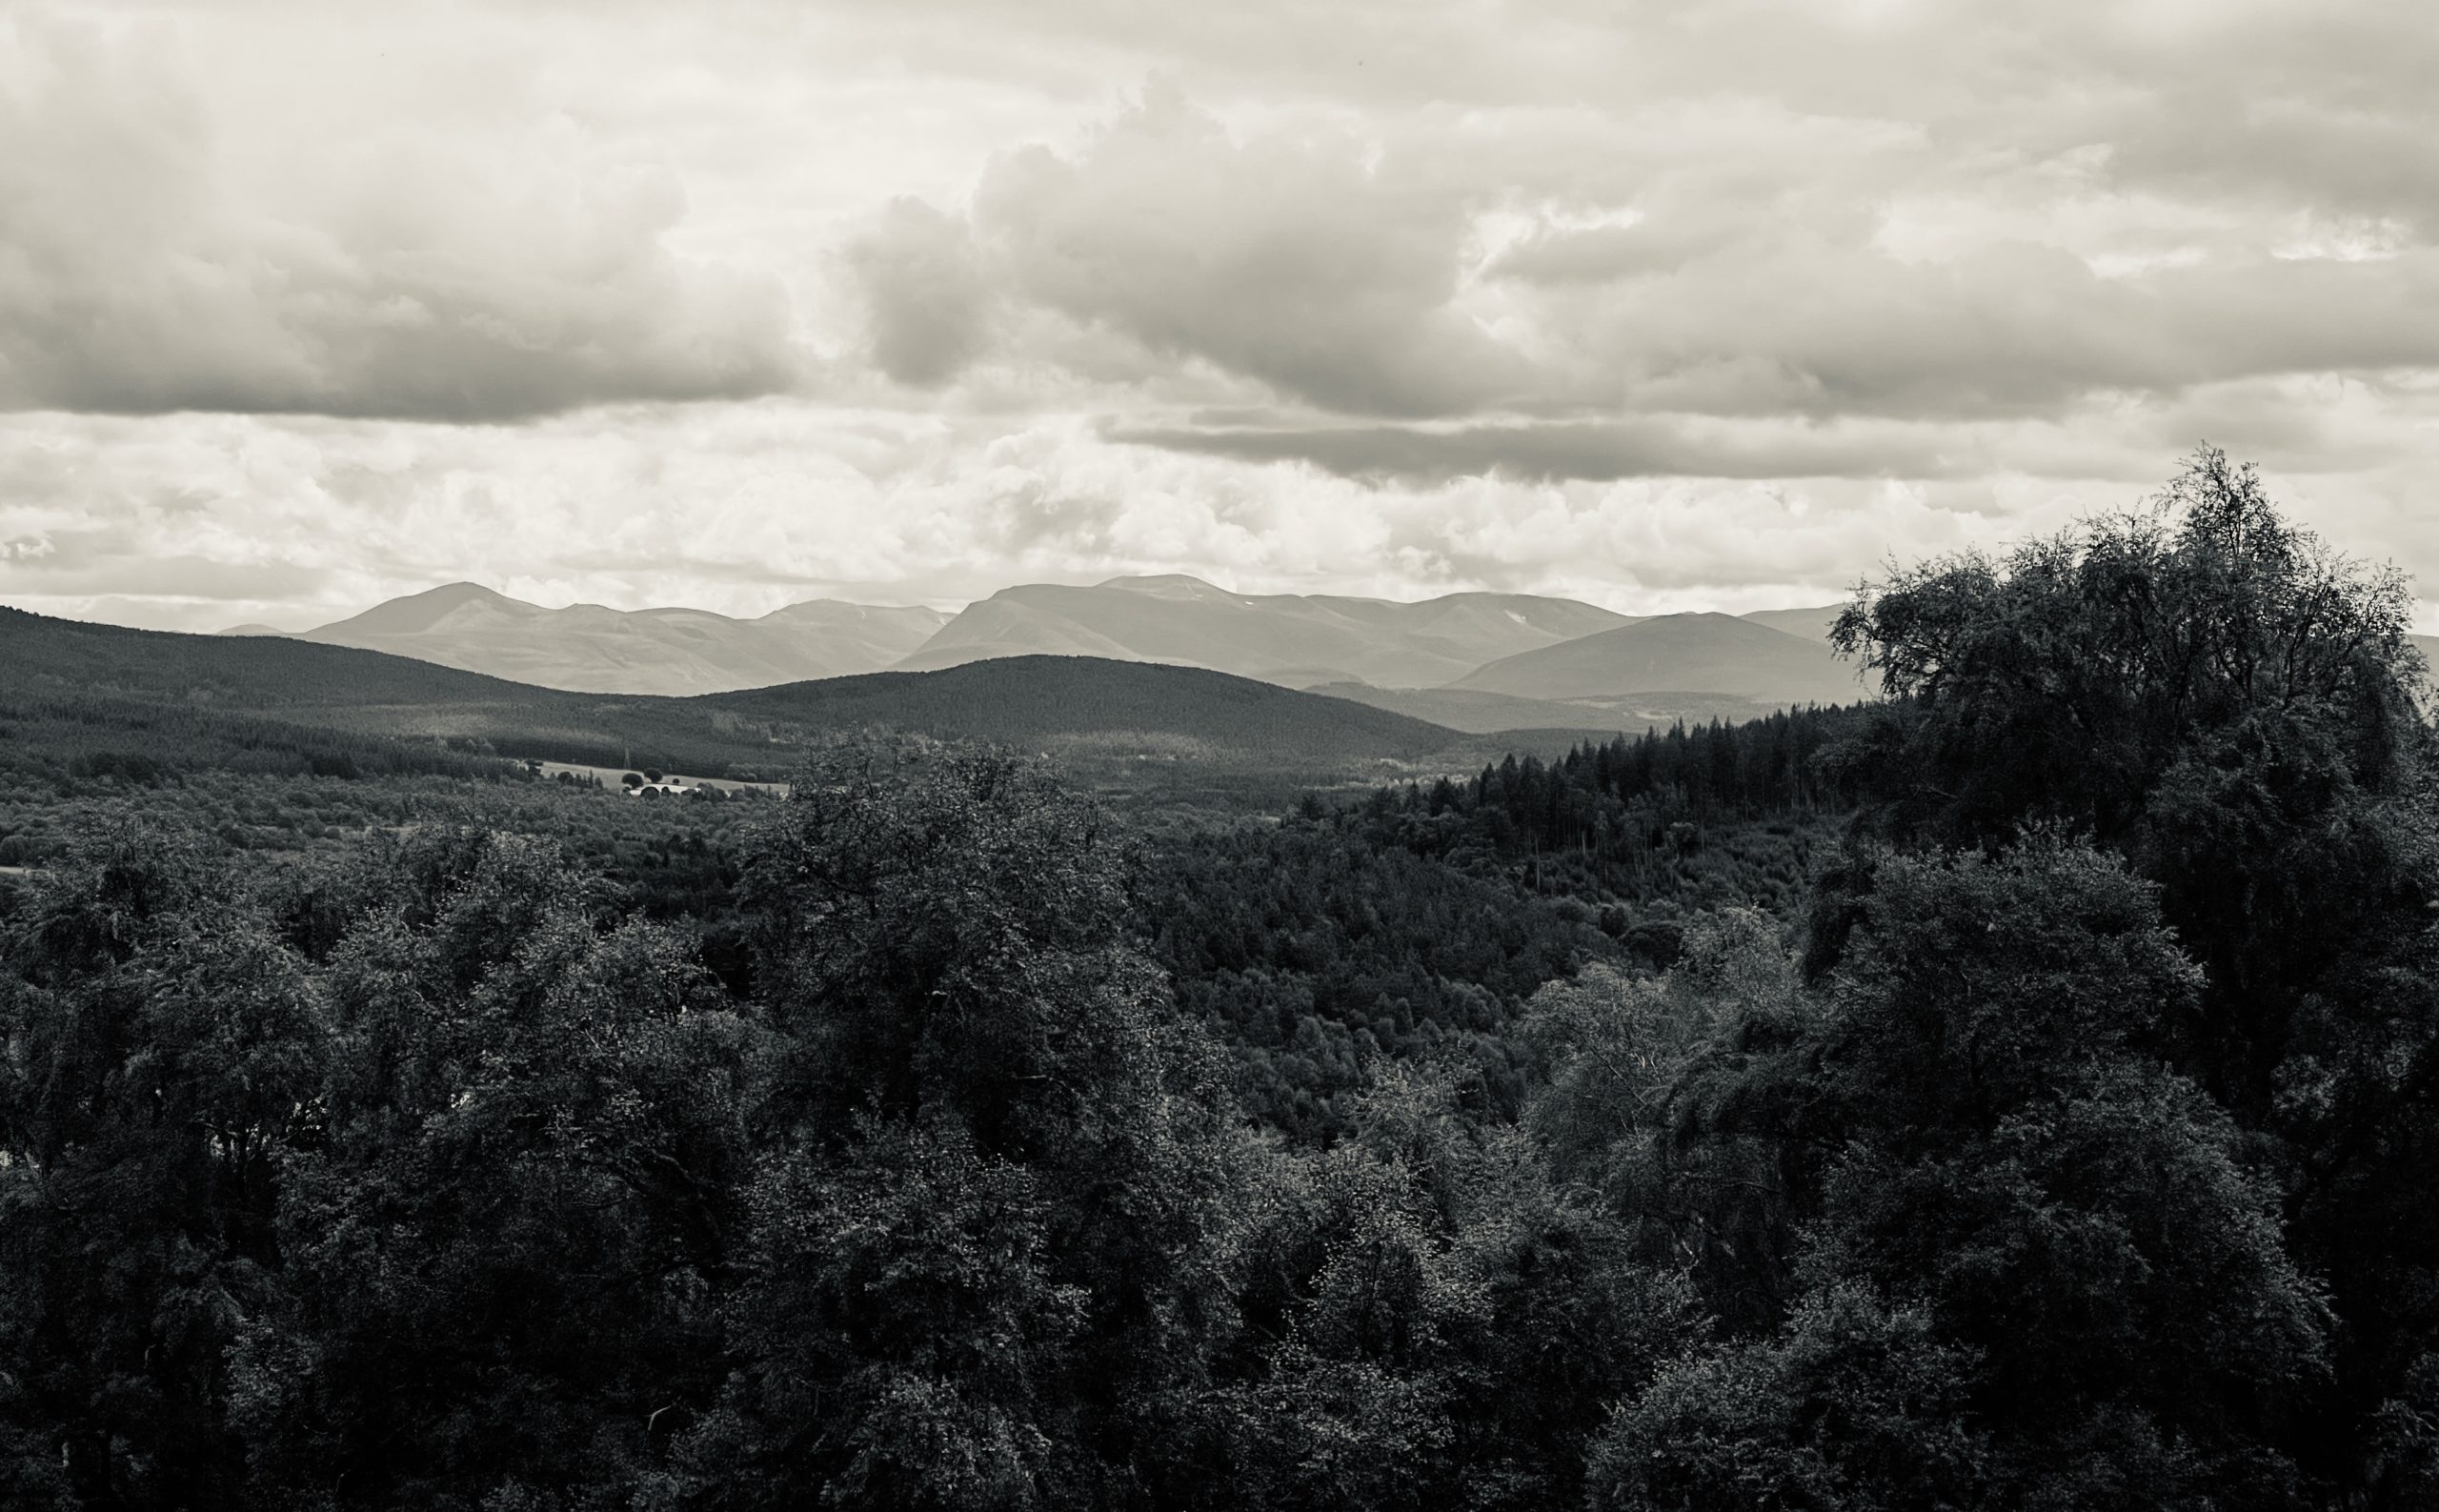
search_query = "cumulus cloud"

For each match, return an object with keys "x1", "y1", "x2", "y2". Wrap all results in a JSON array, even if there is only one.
[
  {"x1": 969, "y1": 87, "x2": 1522, "y2": 417},
  {"x1": 1519, "y1": 240, "x2": 2439, "y2": 422},
  {"x1": 845, "y1": 198, "x2": 996, "y2": 386},
  {"x1": 0, "y1": 12, "x2": 796, "y2": 421},
  {"x1": 805, "y1": 16, "x2": 2439, "y2": 482}
]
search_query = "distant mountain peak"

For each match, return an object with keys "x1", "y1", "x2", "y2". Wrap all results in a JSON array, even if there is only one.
[
  {"x1": 1095, "y1": 574, "x2": 1229, "y2": 599},
  {"x1": 402, "y1": 581, "x2": 526, "y2": 612},
  {"x1": 386, "y1": 581, "x2": 528, "y2": 613},
  {"x1": 306, "y1": 581, "x2": 538, "y2": 638},
  {"x1": 758, "y1": 598, "x2": 950, "y2": 626}
]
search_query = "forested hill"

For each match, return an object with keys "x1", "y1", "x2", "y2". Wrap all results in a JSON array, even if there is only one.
[
  {"x1": 710, "y1": 655, "x2": 1461, "y2": 760},
  {"x1": 0, "y1": 608, "x2": 1520, "y2": 779},
  {"x1": 1310, "y1": 703, "x2": 1874, "y2": 903},
  {"x1": 0, "y1": 604, "x2": 538, "y2": 706},
  {"x1": 0, "y1": 604, "x2": 781, "y2": 776}
]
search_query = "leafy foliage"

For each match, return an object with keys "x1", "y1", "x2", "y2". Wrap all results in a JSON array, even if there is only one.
[{"x1": 1814, "y1": 449, "x2": 2439, "y2": 1497}]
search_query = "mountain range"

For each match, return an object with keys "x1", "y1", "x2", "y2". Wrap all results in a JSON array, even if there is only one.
[
  {"x1": 227, "y1": 575, "x2": 1860, "y2": 725},
  {"x1": 895, "y1": 575, "x2": 1639, "y2": 686},
  {"x1": 232, "y1": 583, "x2": 947, "y2": 696}
]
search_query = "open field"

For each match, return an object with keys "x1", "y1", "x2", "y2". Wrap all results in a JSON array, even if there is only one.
[{"x1": 534, "y1": 760, "x2": 791, "y2": 796}]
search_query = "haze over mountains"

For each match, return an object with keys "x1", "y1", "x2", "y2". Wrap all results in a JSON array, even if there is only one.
[
  {"x1": 897, "y1": 575, "x2": 1638, "y2": 686},
  {"x1": 1453, "y1": 611, "x2": 1866, "y2": 706},
  {"x1": 223, "y1": 575, "x2": 1859, "y2": 726},
  {"x1": 233, "y1": 583, "x2": 948, "y2": 696}
]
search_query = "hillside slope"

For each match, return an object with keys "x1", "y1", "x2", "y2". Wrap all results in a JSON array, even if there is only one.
[
  {"x1": 1301, "y1": 683, "x2": 1637, "y2": 735},
  {"x1": 5, "y1": 604, "x2": 545, "y2": 707},
  {"x1": 1740, "y1": 603, "x2": 1844, "y2": 641},
  {"x1": 899, "y1": 575, "x2": 1634, "y2": 687},
  {"x1": 716, "y1": 656, "x2": 1461, "y2": 761},
  {"x1": 1452, "y1": 612, "x2": 1866, "y2": 705},
  {"x1": 1311, "y1": 683, "x2": 1801, "y2": 734},
  {"x1": 293, "y1": 582, "x2": 946, "y2": 695},
  {"x1": 0, "y1": 608, "x2": 1480, "y2": 779}
]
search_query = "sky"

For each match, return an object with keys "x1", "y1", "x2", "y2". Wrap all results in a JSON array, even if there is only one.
[{"x1": 5, "y1": 0, "x2": 2438, "y2": 632}]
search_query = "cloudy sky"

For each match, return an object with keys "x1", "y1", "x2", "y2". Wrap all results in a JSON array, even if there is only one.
[{"x1": 6, "y1": 0, "x2": 2438, "y2": 632}]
